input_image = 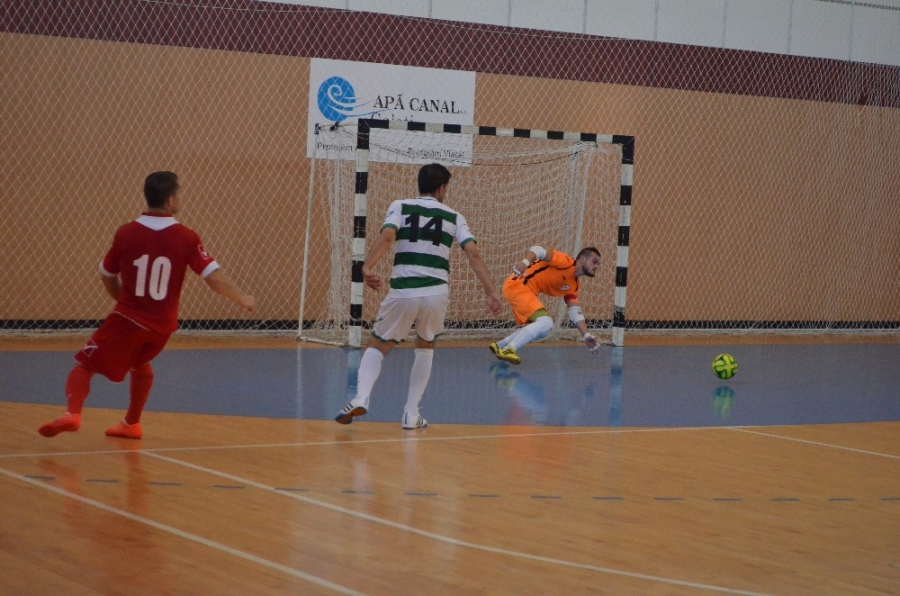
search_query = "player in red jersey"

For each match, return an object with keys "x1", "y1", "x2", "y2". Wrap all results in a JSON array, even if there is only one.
[{"x1": 39, "y1": 172, "x2": 256, "y2": 439}]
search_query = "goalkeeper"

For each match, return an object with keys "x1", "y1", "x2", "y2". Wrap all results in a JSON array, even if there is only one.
[{"x1": 490, "y1": 246, "x2": 602, "y2": 365}]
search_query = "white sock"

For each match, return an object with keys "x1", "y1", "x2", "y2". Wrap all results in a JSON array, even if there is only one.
[
  {"x1": 497, "y1": 328, "x2": 525, "y2": 349},
  {"x1": 352, "y1": 348, "x2": 383, "y2": 409},
  {"x1": 508, "y1": 316, "x2": 554, "y2": 352},
  {"x1": 404, "y1": 348, "x2": 433, "y2": 416}
]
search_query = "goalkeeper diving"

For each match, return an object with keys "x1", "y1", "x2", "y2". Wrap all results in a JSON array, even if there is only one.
[{"x1": 490, "y1": 246, "x2": 602, "y2": 365}]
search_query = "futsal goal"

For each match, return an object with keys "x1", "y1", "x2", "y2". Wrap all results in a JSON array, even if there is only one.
[{"x1": 298, "y1": 119, "x2": 635, "y2": 347}]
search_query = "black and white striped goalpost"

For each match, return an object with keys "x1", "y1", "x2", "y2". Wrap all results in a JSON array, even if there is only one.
[{"x1": 351, "y1": 118, "x2": 634, "y2": 348}]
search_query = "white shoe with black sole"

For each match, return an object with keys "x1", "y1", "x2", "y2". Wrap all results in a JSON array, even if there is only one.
[
  {"x1": 335, "y1": 403, "x2": 367, "y2": 425},
  {"x1": 402, "y1": 413, "x2": 427, "y2": 429}
]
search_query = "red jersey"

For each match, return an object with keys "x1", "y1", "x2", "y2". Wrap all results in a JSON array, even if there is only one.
[{"x1": 100, "y1": 214, "x2": 218, "y2": 334}]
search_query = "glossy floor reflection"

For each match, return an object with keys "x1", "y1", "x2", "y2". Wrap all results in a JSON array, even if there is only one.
[{"x1": 3, "y1": 342, "x2": 899, "y2": 427}]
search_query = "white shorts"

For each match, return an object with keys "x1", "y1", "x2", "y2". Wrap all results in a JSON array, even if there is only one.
[{"x1": 371, "y1": 292, "x2": 449, "y2": 343}]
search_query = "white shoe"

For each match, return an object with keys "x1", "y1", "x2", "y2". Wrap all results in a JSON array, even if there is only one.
[
  {"x1": 402, "y1": 413, "x2": 427, "y2": 429},
  {"x1": 335, "y1": 403, "x2": 367, "y2": 425}
]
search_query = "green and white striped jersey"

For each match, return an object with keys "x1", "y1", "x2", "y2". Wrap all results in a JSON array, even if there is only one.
[{"x1": 381, "y1": 197, "x2": 476, "y2": 297}]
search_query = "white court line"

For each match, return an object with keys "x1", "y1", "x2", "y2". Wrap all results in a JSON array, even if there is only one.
[
  {"x1": 729, "y1": 428, "x2": 900, "y2": 460},
  {"x1": 144, "y1": 451, "x2": 775, "y2": 596},
  {"x1": 0, "y1": 465, "x2": 367, "y2": 596},
  {"x1": 7, "y1": 424, "x2": 897, "y2": 463},
  {"x1": 0, "y1": 425, "x2": 717, "y2": 459}
]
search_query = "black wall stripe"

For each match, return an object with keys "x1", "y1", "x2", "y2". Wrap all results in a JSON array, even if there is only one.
[{"x1": 11, "y1": 3, "x2": 897, "y2": 110}]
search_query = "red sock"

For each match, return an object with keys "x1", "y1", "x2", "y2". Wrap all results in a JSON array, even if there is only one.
[
  {"x1": 65, "y1": 365, "x2": 93, "y2": 415},
  {"x1": 125, "y1": 363, "x2": 153, "y2": 425}
]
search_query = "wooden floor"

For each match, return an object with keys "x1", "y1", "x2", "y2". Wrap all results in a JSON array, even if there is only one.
[{"x1": 2, "y1": 397, "x2": 899, "y2": 595}]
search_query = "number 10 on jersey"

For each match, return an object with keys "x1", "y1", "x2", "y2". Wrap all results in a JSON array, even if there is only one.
[{"x1": 133, "y1": 255, "x2": 171, "y2": 300}]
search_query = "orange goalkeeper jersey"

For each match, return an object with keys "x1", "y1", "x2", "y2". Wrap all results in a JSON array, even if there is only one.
[{"x1": 508, "y1": 249, "x2": 579, "y2": 302}]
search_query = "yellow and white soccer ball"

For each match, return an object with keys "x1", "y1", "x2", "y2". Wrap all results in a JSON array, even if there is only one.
[{"x1": 712, "y1": 353, "x2": 737, "y2": 380}]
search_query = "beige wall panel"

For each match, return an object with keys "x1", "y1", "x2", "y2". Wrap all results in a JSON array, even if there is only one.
[
  {"x1": 2, "y1": 34, "x2": 317, "y2": 323},
  {"x1": 475, "y1": 73, "x2": 900, "y2": 323},
  {"x1": 3, "y1": 32, "x2": 898, "y2": 327}
]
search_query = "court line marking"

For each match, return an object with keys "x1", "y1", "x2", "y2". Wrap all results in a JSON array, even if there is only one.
[
  {"x1": 729, "y1": 428, "x2": 900, "y2": 460},
  {"x1": 0, "y1": 465, "x2": 367, "y2": 596},
  {"x1": 0, "y1": 425, "x2": 722, "y2": 459},
  {"x1": 7, "y1": 424, "x2": 895, "y2": 464},
  {"x1": 143, "y1": 451, "x2": 775, "y2": 596}
]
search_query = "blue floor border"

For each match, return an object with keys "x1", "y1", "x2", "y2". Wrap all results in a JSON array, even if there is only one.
[{"x1": 2, "y1": 343, "x2": 898, "y2": 427}]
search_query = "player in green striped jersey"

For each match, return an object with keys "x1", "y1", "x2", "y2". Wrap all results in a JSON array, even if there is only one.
[{"x1": 336, "y1": 163, "x2": 502, "y2": 429}]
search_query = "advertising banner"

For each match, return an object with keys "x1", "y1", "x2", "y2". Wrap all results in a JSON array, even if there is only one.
[{"x1": 309, "y1": 59, "x2": 476, "y2": 165}]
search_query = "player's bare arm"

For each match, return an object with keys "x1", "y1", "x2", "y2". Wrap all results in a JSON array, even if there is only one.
[
  {"x1": 512, "y1": 246, "x2": 555, "y2": 277},
  {"x1": 565, "y1": 296, "x2": 599, "y2": 353},
  {"x1": 204, "y1": 269, "x2": 257, "y2": 312},
  {"x1": 462, "y1": 241, "x2": 502, "y2": 315},
  {"x1": 361, "y1": 226, "x2": 397, "y2": 291},
  {"x1": 100, "y1": 273, "x2": 121, "y2": 302}
]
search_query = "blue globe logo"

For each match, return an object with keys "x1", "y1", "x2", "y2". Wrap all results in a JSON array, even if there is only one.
[{"x1": 317, "y1": 76, "x2": 357, "y2": 122}]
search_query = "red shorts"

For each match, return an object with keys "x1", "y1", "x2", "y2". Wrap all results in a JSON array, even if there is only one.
[{"x1": 74, "y1": 313, "x2": 171, "y2": 383}]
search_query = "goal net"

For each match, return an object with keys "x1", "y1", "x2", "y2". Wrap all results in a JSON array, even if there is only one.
[{"x1": 299, "y1": 120, "x2": 628, "y2": 347}]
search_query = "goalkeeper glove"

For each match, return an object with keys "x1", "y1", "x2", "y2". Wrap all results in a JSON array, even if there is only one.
[
  {"x1": 583, "y1": 332, "x2": 600, "y2": 354},
  {"x1": 512, "y1": 259, "x2": 531, "y2": 278}
]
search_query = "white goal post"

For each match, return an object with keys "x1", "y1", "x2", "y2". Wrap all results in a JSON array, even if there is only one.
[{"x1": 298, "y1": 118, "x2": 635, "y2": 348}]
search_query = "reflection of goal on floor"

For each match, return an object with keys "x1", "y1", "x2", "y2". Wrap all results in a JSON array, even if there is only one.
[{"x1": 299, "y1": 119, "x2": 635, "y2": 347}]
